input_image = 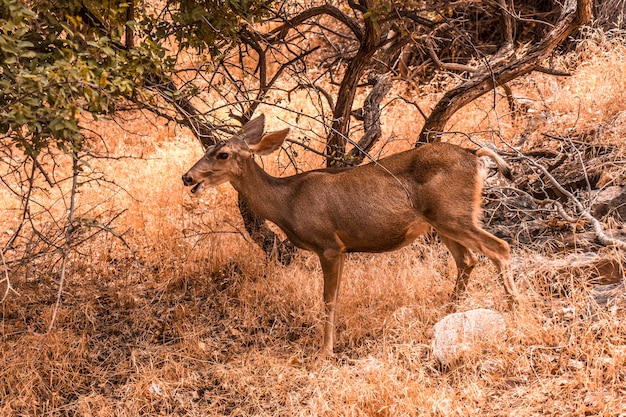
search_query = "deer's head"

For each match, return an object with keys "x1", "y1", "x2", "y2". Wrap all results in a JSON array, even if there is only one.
[{"x1": 182, "y1": 114, "x2": 289, "y2": 194}]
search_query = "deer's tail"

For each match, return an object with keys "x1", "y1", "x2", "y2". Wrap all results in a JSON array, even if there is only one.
[{"x1": 476, "y1": 148, "x2": 513, "y2": 181}]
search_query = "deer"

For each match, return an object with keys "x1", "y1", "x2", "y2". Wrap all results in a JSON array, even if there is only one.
[{"x1": 182, "y1": 114, "x2": 519, "y2": 358}]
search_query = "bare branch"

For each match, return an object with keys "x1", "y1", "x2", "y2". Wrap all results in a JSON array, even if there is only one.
[
  {"x1": 268, "y1": 5, "x2": 364, "y2": 43},
  {"x1": 325, "y1": 1, "x2": 382, "y2": 167},
  {"x1": 419, "y1": 0, "x2": 592, "y2": 142},
  {"x1": 534, "y1": 66, "x2": 572, "y2": 76},
  {"x1": 426, "y1": 38, "x2": 476, "y2": 74}
]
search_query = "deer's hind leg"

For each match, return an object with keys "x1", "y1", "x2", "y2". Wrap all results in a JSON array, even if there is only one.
[
  {"x1": 440, "y1": 236, "x2": 478, "y2": 303},
  {"x1": 437, "y1": 223, "x2": 518, "y2": 306},
  {"x1": 468, "y1": 227, "x2": 518, "y2": 304}
]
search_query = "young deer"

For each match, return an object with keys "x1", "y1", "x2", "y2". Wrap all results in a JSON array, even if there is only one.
[{"x1": 182, "y1": 114, "x2": 518, "y2": 357}]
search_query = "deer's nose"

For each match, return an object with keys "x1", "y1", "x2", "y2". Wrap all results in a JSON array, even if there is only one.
[{"x1": 182, "y1": 173, "x2": 194, "y2": 186}]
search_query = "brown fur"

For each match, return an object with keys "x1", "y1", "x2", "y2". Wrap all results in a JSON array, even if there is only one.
[{"x1": 182, "y1": 115, "x2": 519, "y2": 357}]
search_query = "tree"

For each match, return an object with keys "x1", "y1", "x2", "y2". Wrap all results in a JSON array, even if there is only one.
[
  {"x1": 0, "y1": 0, "x2": 273, "y2": 264},
  {"x1": 159, "y1": 0, "x2": 591, "y2": 260},
  {"x1": 1, "y1": 0, "x2": 593, "y2": 268}
]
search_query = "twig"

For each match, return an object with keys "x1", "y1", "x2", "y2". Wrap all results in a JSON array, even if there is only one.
[
  {"x1": 32, "y1": 156, "x2": 54, "y2": 188},
  {"x1": 0, "y1": 249, "x2": 19, "y2": 303},
  {"x1": 3, "y1": 160, "x2": 36, "y2": 251},
  {"x1": 285, "y1": 138, "x2": 343, "y2": 162},
  {"x1": 426, "y1": 37, "x2": 476, "y2": 74},
  {"x1": 46, "y1": 153, "x2": 80, "y2": 334},
  {"x1": 534, "y1": 66, "x2": 571, "y2": 76}
]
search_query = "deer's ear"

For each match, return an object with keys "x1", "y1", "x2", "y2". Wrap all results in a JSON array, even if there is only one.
[
  {"x1": 249, "y1": 128, "x2": 289, "y2": 155},
  {"x1": 239, "y1": 114, "x2": 265, "y2": 145}
]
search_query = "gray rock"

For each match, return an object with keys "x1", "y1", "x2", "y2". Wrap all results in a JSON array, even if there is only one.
[
  {"x1": 551, "y1": 252, "x2": 624, "y2": 286},
  {"x1": 590, "y1": 186, "x2": 626, "y2": 220},
  {"x1": 591, "y1": 282, "x2": 625, "y2": 306},
  {"x1": 432, "y1": 308, "x2": 506, "y2": 366}
]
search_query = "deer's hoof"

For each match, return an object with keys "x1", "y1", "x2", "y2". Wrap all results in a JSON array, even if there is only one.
[{"x1": 317, "y1": 347, "x2": 335, "y2": 360}]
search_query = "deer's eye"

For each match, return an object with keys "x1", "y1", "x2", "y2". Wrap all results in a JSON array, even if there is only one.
[{"x1": 216, "y1": 152, "x2": 230, "y2": 160}]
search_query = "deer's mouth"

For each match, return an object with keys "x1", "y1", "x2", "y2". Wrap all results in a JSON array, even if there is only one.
[{"x1": 190, "y1": 181, "x2": 205, "y2": 194}]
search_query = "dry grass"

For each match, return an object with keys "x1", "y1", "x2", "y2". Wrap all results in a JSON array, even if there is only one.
[{"x1": 2, "y1": 32, "x2": 626, "y2": 416}]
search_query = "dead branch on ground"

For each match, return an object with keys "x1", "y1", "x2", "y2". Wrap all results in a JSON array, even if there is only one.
[{"x1": 484, "y1": 137, "x2": 626, "y2": 251}]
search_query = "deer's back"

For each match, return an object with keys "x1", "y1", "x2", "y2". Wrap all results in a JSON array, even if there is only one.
[{"x1": 276, "y1": 143, "x2": 483, "y2": 253}]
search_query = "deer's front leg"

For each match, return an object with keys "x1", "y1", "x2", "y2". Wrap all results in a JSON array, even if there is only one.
[{"x1": 318, "y1": 251, "x2": 345, "y2": 358}]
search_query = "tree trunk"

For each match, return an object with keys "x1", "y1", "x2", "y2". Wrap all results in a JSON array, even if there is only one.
[
  {"x1": 237, "y1": 196, "x2": 295, "y2": 265},
  {"x1": 325, "y1": 0, "x2": 380, "y2": 168},
  {"x1": 146, "y1": 78, "x2": 295, "y2": 264},
  {"x1": 345, "y1": 73, "x2": 393, "y2": 166}
]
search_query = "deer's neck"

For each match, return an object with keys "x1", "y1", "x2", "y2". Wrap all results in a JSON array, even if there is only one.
[{"x1": 230, "y1": 158, "x2": 291, "y2": 224}]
